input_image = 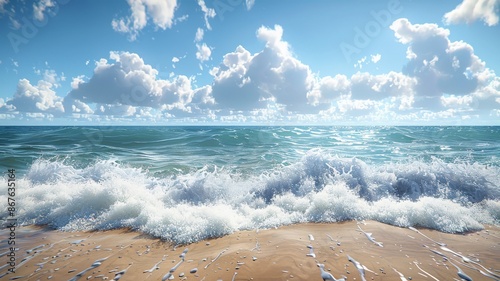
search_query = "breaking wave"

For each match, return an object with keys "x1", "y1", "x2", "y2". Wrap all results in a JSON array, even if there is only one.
[{"x1": 3, "y1": 149, "x2": 499, "y2": 244}]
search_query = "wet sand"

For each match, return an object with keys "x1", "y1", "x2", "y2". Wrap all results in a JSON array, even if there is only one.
[{"x1": 1, "y1": 221, "x2": 499, "y2": 280}]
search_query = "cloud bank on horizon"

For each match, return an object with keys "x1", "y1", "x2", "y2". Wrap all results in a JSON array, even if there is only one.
[{"x1": 0, "y1": 0, "x2": 499, "y2": 125}]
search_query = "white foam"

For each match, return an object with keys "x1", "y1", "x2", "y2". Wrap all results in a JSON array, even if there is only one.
[{"x1": 3, "y1": 149, "x2": 498, "y2": 244}]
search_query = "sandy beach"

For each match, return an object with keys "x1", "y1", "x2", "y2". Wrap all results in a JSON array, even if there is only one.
[{"x1": 1, "y1": 221, "x2": 499, "y2": 281}]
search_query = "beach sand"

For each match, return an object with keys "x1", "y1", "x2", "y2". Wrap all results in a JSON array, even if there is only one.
[{"x1": 1, "y1": 221, "x2": 499, "y2": 280}]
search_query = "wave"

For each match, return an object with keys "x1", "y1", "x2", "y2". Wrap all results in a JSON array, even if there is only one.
[{"x1": 2, "y1": 149, "x2": 499, "y2": 244}]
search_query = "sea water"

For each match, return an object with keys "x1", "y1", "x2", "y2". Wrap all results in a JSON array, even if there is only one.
[{"x1": 1, "y1": 126, "x2": 499, "y2": 244}]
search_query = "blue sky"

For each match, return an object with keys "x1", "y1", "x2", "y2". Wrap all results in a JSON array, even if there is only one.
[{"x1": 0, "y1": 0, "x2": 499, "y2": 125}]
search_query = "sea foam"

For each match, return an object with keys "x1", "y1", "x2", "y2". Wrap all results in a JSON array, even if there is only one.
[{"x1": 2, "y1": 149, "x2": 499, "y2": 244}]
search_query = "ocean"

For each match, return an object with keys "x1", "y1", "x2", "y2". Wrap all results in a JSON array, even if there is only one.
[{"x1": 1, "y1": 126, "x2": 499, "y2": 244}]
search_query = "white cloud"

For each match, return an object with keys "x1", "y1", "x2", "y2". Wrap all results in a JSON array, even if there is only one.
[
  {"x1": 309, "y1": 74, "x2": 350, "y2": 105},
  {"x1": 371, "y1": 54, "x2": 381, "y2": 63},
  {"x1": 472, "y1": 76, "x2": 500, "y2": 110},
  {"x1": 391, "y1": 18, "x2": 450, "y2": 45},
  {"x1": 197, "y1": 0, "x2": 216, "y2": 30},
  {"x1": 196, "y1": 43, "x2": 212, "y2": 62},
  {"x1": 26, "y1": 112, "x2": 54, "y2": 119},
  {"x1": 347, "y1": 72, "x2": 413, "y2": 106},
  {"x1": 444, "y1": 0, "x2": 500, "y2": 26},
  {"x1": 354, "y1": 54, "x2": 381, "y2": 69},
  {"x1": 71, "y1": 75, "x2": 86, "y2": 90},
  {"x1": 209, "y1": 23, "x2": 494, "y2": 120},
  {"x1": 95, "y1": 104, "x2": 137, "y2": 117},
  {"x1": 0, "y1": 97, "x2": 15, "y2": 112},
  {"x1": 1, "y1": 66, "x2": 68, "y2": 115},
  {"x1": 441, "y1": 94, "x2": 474, "y2": 108},
  {"x1": 256, "y1": 24, "x2": 290, "y2": 56},
  {"x1": 192, "y1": 85, "x2": 215, "y2": 106},
  {"x1": 65, "y1": 51, "x2": 213, "y2": 116},
  {"x1": 210, "y1": 25, "x2": 323, "y2": 113},
  {"x1": 195, "y1": 27, "x2": 204, "y2": 42},
  {"x1": 337, "y1": 98, "x2": 378, "y2": 115},
  {"x1": 387, "y1": 17, "x2": 500, "y2": 119},
  {"x1": 174, "y1": 14, "x2": 188, "y2": 24},
  {"x1": 354, "y1": 56, "x2": 367, "y2": 69},
  {"x1": 33, "y1": 0, "x2": 55, "y2": 22},
  {"x1": 390, "y1": 18, "x2": 489, "y2": 109},
  {"x1": 309, "y1": 14, "x2": 500, "y2": 122},
  {"x1": 4, "y1": 20, "x2": 497, "y2": 124},
  {"x1": 311, "y1": 71, "x2": 417, "y2": 116},
  {"x1": 41, "y1": 69, "x2": 61, "y2": 87},
  {"x1": 7, "y1": 78, "x2": 64, "y2": 113},
  {"x1": 171, "y1": 55, "x2": 186, "y2": 69},
  {"x1": 70, "y1": 99, "x2": 93, "y2": 114},
  {"x1": 0, "y1": 113, "x2": 16, "y2": 120},
  {"x1": 112, "y1": 0, "x2": 178, "y2": 41}
]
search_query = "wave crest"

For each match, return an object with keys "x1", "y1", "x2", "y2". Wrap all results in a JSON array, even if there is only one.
[{"x1": 3, "y1": 149, "x2": 498, "y2": 244}]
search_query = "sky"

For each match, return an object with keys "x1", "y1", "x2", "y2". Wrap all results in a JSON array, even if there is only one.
[{"x1": 0, "y1": 0, "x2": 499, "y2": 125}]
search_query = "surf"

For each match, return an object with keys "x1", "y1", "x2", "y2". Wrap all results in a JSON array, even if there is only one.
[{"x1": 3, "y1": 148, "x2": 498, "y2": 244}]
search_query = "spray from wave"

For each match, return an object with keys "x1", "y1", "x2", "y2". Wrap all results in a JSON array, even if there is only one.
[{"x1": 3, "y1": 149, "x2": 499, "y2": 244}]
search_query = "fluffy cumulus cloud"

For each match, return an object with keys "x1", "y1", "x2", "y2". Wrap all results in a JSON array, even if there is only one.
[
  {"x1": 196, "y1": 43, "x2": 212, "y2": 63},
  {"x1": 65, "y1": 51, "x2": 214, "y2": 117},
  {"x1": 390, "y1": 18, "x2": 499, "y2": 113},
  {"x1": 210, "y1": 25, "x2": 324, "y2": 113},
  {"x1": 306, "y1": 18, "x2": 499, "y2": 122},
  {"x1": 0, "y1": 66, "x2": 68, "y2": 118},
  {"x1": 112, "y1": 0, "x2": 178, "y2": 40},
  {"x1": 3, "y1": 19, "x2": 498, "y2": 124},
  {"x1": 4, "y1": 78, "x2": 64, "y2": 114},
  {"x1": 444, "y1": 0, "x2": 500, "y2": 26},
  {"x1": 214, "y1": 24, "x2": 421, "y2": 120}
]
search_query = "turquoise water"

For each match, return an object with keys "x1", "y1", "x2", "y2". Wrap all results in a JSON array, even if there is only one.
[
  {"x1": 2, "y1": 126, "x2": 499, "y2": 174},
  {"x1": 1, "y1": 126, "x2": 499, "y2": 243}
]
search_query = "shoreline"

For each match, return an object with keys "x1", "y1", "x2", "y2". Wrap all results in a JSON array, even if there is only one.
[{"x1": 1, "y1": 221, "x2": 499, "y2": 280}]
